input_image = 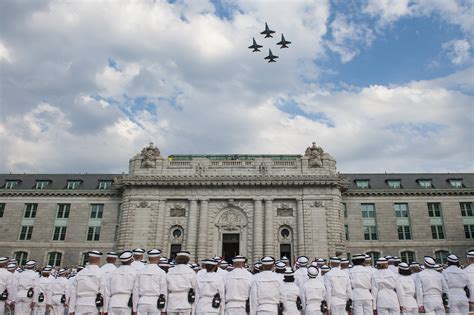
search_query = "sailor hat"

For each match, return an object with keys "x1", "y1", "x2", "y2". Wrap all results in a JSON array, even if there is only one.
[
  {"x1": 58, "y1": 268, "x2": 67, "y2": 275},
  {"x1": 119, "y1": 250, "x2": 134, "y2": 262},
  {"x1": 385, "y1": 256, "x2": 394, "y2": 261},
  {"x1": 434, "y1": 264, "x2": 443, "y2": 271},
  {"x1": 329, "y1": 257, "x2": 341, "y2": 263},
  {"x1": 297, "y1": 256, "x2": 309, "y2": 265},
  {"x1": 254, "y1": 261, "x2": 262, "y2": 267},
  {"x1": 316, "y1": 258, "x2": 326, "y2": 263},
  {"x1": 409, "y1": 261, "x2": 420, "y2": 267},
  {"x1": 467, "y1": 250, "x2": 474, "y2": 258},
  {"x1": 261, "y1": 256, "x2": 275, "y2": 265},
  {"x1": 232, "y1": 255, "x2": 247, "y2": 263},
  {"x1": 42, "y1": 267, "x2": 52, "y2": 272},
  {"x1": 376, "y1": 257, "x2": 388, "y2": 265},
  {"x1": 7, "y1": 263, "x2": 17, "y2": 270},
  {"x1": 191, "y1": 263, "x2": 200, "y2": 270},
  {"x1": 0, "y1": 257, "x2": 9, "y2": 264},
  {"x1": 212, "y1": 256, "x2": 222, "y2": 262},
  {"x1": 176, "y1": 251, "x2": 191, "y2": 258},
  {"x1": 133, "y1": 248, "x2": 145, "y2": 254},
  {"x1": 202, "y1": 259, "x2": 218, "y2": 266},
  {"x1": 393, "y1": 256, "x2": 401, "y2": 262},
  {"x1": 447, "y1": 254, "x2": 458, "y2": 263},
  {"x1": 340, "y1": 258, "x2": 349, "y2": 264},
  {"x1": 25, "y1": 260, "x2": 37, "y2": 268},
  {"x1": 147, "y1": 249, "x2": 161, "y2": 258},
  {"x1": 423, "y1": 256, "x2": 436, "y2": 268},
  {"x1": 275, "y1": 261, "x2": 286, "y2": 270},
  {"x1": 283, "y1": 267, "x2": 294, "y2": 277},
  {"x1": 365, "y1": 254, "x2": 372, "y2": 260},
  {"x1": 310, "y1": 261, "x2": 318, "y2": 268},
  {"x1": 88, "y1": 250, "x2": 103, "y2": 258},
  {"x1": 281, "y1": 256, "x2": 290, "y2": 262},
  {"x1": 307, "y1": 266, "x2": 319, "y2": 278},
  {"x1": 320, "y1": 265, "x2": 331, "y2": 271},
  {"x1": 221, "y1": 261, "x2": 229, "y2": 267},
  {"x1": 398, "y1": 262, "x2": 410, "y2": 271},
  {"x1": 352, "y1": 254, "x2": 366, "y2": 262},
  {"x1": 107, "y1": 251, "x2": 119, "y2": 258}
]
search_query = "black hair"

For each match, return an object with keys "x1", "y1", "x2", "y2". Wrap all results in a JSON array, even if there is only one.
[
  {"x1": 352, "y1": 258, "x2": 365, "y2": 266},
  {"x1": 283, "y1": 276, "x2": 295, "y2": 282},
  {"x1": 398, "y1": 269, "x2": 412, "y2": 276}
]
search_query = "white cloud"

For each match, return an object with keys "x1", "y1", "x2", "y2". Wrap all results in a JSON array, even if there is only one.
[
  {"x1": 0, "y1": 41, "x2": 13, "y2": 63},
  {"x1": 442, "y1": 39, "x2": 471, "y2": 65},
  {"x1": 364, "y1": 0, "x2": 412, "y2": 25}
]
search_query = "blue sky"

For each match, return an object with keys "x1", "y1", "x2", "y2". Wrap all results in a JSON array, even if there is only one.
[{"x1": 0, "y1": 0, "x2": 473, "y2": 173}]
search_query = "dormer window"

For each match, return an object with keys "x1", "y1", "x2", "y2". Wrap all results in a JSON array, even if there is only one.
[
  {"x1": 387, "y1": 180, "x2": 401, "y2": 189},
  {"x1": 35, "y1": 180, "x2": 50, "y2": 189},
  {"x1": 355, "y1": 180, "x2": 370, "y2": 189},
  {"x1": 417, "y1": 179, "x2": 433, "y2": 189},
  {"x1": 448, "y1": 179, "x2": 463, "y2": 188},
  {"x1": 66, "y1": 180, "x2": 82, "y2": 190},
  {"x1": 4, "y1": 180, "x2": 20, "y2": 189},
  {"x1": 98, "y1": 180, "x2": 112, "y2": 190}
]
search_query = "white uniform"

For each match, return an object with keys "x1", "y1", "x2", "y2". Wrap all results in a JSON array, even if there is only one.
[
  {"x1": 166, "y1": 264, "x2": 196, "y2": 315},
  {"x1": 349, "y1": 265, "x2": 374, "y2": 315},
  {"x1": 69, "y1": 264, "x2": 106, "y2": 315},
  {"x1": 100, "y1": 263, "x2": 117, "y2": 280},
  {"x1": 224, "y1": 267, "x2": 253, "y2": 315},
  {"x1": 279, "y1": 281, "x2": 301, "y2": 314},
  {"x1": 194, "y1": 271, "x2": 225, "y2": 315},
  {"x1": 131, "y1": 261, "x2": 146, "y2": 272},
  {"x1": 294, "y1": 267, "x2": 309, "y2": 289},
  {"x1": 415, "y1": 268, "x2": 449, "y2": 315},
  {"x1": 0, "y1": 268, "x2": 15, "y2": 315},
  {"x1": 324, "y1": 267, "x2": 352, "y2": 315},
  {"x1": 216, "y1": 268, "x2": 227, "y2": 279},
  {"x1": 14, "y1": 269, "x2": 39, "y2": 315},
  {"x1": 372, "y1": 269, "x2": 400, "y2": 315},
  {"x1": 34, "y1": 276, "x2": 52, "y2": 315},
  {"x1": 465, "y1": 264, "x2": 474, "y2": 312},
  {"x1": 397, "y1": 275, "x2": 417, "y2": 314},
  {"x1": 250, "y1": 270, "x2": 282, "y2": 314},
  {"x1": 106, "y1": 264, "x2": 136, "y2": 315},
  {"x1": 133, "y1": 263, "x2": 167, "y2": 315},
  {"x1": 301, "y1": 277, "x2": 326, "y2": 315},
  {"x1": 51, "y1": 276, "x2": 69, "y2": 315},
  {"x1": 443, "y1": 265, "x2": 469, "y2": 314}
]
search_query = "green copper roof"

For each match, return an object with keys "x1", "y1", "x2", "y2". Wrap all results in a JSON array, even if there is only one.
[{"x1": 168, "y1": 154, "x2": 302, "y2": 161}]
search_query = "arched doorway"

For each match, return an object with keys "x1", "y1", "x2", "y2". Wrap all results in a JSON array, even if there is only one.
[{"x1": 215, "y1": 207, "x2": 248, "y2": 263}]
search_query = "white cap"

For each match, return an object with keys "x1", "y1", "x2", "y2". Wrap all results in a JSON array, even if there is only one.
[
  {"x1": 201, "y1": 259, "x2": 218, "y2": 266},
  {"x1": 221, "y1": 261, "x2": 229, "y2": 267},
  {"x1": 281, "y1": 256, "x2": 289, "y2": 262},
  {"x1": 283, "y1": 267, "x2": 294, "y2": 276},
  {"x1": 447, "y1": 254, "x2": 458, "y2": 263},
  {"x1": 232, "y1": 255, "x2": 247, "y2": 263},
  {"x1": 88, "y1": 250, "x2": 103, "y2": 258},
  {"x1": 467, "y1": 250, "x2": 474, "y2": 258},
  {"x1": 340, "y1": 258, "x2": 349, "y2": 264},
  {"x1": 307, "y1": 266, "x2": 319, "y2": 278},
  {"x1": 0, "y1": 257, "x2": 9, "y2": 264},
  {"x1": 393, "y1": 256, "x2": 401, "y2": 262},
  {"x1": 147, "y1": 249, "x2": 161, "y2": 258},
  {"x1": 365, "y1": 254, "x2": 372, "y2": 260},
  {"x1": 261, "y1": 256, "x2": 275, "y2": 265},
  {"x1": 329, "y1": 257, "x2": 341, "y2": 263},
  {"x1": 275, "y1": 261, "x2": 286, "y2": 270},
  {"x1": 410, "y1": 262, "x2": 420, "y2": 267},
  {"x1": 320, "y1": 265, "x2": 331, "y2": 271},
  {"x1": 107, "y1": 251, "x2": 119, "y2": 258},
  {"x1": 133, "y1": 248, "x2": 145, "y2": 254},
  {"x1": 297, "y1": 256, "x2": 309, "y2": 265},
  {"x1": 119, "y1": 250, "x2": 133, "y2": 262},
  {"x1": 25, "y1": 260, "x2": 37, "y2": 268},
  {"x1": 352, "y1": 254, "x2": 365, "y2": 261},
  {"x1": 424, "y1": 256, "x2": 436, "y2": 268},
  {"x1": 176, "y1": 251, "x2": 191, "y2": 258},
  {"x1": 316, "y1": 258, "x2": 326, "y2": 263},
  {"x1": 7, "y1": 263, "x2": 17, "y2": 270},
  {"x1": 376, "y1": 257, "x2": 388, "y2": 265},
  {"x1": 398, "y1": 262, "x2": 410, "y2": 271}
]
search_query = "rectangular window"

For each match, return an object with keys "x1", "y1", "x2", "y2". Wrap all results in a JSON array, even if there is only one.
[
  {"x1": 87, "y1": 226, "x2": 101, "y2": 241},
  {"x1": 398, "y1": 225, "x2": 411, "y2": 240},
  {"x1": 361, "y1": 203, "x2": 376, "y2": 218},
  {"x1": 431, "y1": 225, "x2": 445, "y2": 239},
  {"x1": 343, "y1": 203, "x2": 347, "y2": 218},
  {"x1": 394, "y1": 203, "x2": 409, "y2": 218},
  {"x1": 48, "y1": 252, "x2": 62, "y2": 266},
  {"x1": 449, "y1": 179, "x2": 463, "y2": 188},
  {"x1": 52, "y1": 226, "x2": 67, "y2": 241},
  {"x1": 56, "y1": 204, "x2": 70, "y2": 219},
  {"x1": 363, "y1": 226, "x2": 377, "y2": 240},
  {"x1": 464, "y1": 225, "x2": 474, "y2": 239},
  {"x1": 98, "y1": 181, "x2": 112, "y2": 190},
  {"x1": 355, "y1": 180, "x2": 370, "y2": 189},
  {"x1": 461, "y1": 202, "x2": 473, "y2": 216},
  {"x1": 90, "y1": 204, "x2": 104, "y2": 219},
  {"x1": 345, "y1": 224, "x2": 349, "y2": 240},
  {"x1": 401, "y1": 251, "x2": 416, "y2": 264},
  {"x1": 4, "y1": 180, "x2": 19, "y2": 189},
  {"x1": 428, "y1": 203, "x2": 442, "y2": 217},
  {"x1": 35, "y1": 180, "x2": 50, "y2": 189},
  {"x1": 0, "y1": 203, "x2": 4, "y2": 218},
  {"x1": 14, "y1": 252, "x2": 28, "y2": 266},
  {"x1": 418, "y1": 179, "x2": 433, "y2": 188},
  {"x1": 24, "y1": 204, "x2": 37, "y2": 218},
  {"x1": 19, "y1": 226, "x2": 33, "y2": 240},
  {"x1": 387, "y1": 180, "x2": 401, "y2": 189},
  {"x1": 66, "y1": 181, "x2": 81, "y2": 189}
]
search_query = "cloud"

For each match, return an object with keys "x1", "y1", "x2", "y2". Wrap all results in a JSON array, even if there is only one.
[
  {"x1": 442, "y1": 39, "x2": 471, "y2": 65},
  {"x1": 364, "y1": 0, "x2": 412, "y2": 25}
]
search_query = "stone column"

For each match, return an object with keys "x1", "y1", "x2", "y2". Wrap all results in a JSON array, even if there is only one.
[
  {"x1": 186, "y1": 199, "x2": 198, "y2": 261},
  {"x1": 264, "y1": 199, "x2": 274, "y2": 256},
  {"x1": 296, "y1": 199, "x2": 305, "y2": 255},
  {"x1": 156, "y1": 199, "x2": 166, "y2": 249},
  {"x1": 253, "y1": 199, "x2": 263, "y2": 262},
  {"x1": 197, "y1": 199, "x2": 209, "y2": 261}
]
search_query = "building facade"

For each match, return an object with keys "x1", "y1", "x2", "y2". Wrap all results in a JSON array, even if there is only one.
[{"x1": 0, "y1": 143, "x2": 473, "y2": 266}]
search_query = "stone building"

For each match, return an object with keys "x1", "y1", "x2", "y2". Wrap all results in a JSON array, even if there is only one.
[{"x1": 0, "y1": 143, "x2": 473, "y2": 266}]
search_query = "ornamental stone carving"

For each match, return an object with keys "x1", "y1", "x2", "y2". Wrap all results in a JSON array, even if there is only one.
[
  {"x1": 277, "y1": 203, "x2": 293, "y2": 217},
  {"x1": 216, "y1": 209, "x2": 247, "y2": 231},
  {"x1": 310, "y1": 200, "x2": 326, "y2": 208},
  {"x1": 305, "y1": 142, "x2": 324, "y2": 168},
  {"x1": 140, "y1": 142, "x2": 162, "y2": 168},
  {"x1": 259, "y1": 162, "x2": 268, "y2": 174},
  {"x1": 170, "y1": 203, "x2": 186, "y2": 217},
  {"x1": 137, "y1": 201, "x2": 148, "y2": 208}
]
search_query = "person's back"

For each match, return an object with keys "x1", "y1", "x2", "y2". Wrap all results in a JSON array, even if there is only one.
[
  {"x1": 106, "y1": 260, "x2": 137, "y2": 314},
  {"x1": 415, "y1": 257, "x2": 449, "y2": 315},
  {"x1": 195, "y1": 266, "x2": 225, "y2": 315},
  {"x1": 250, "y1": 256, "x2": 281, "y2": 314},
  {"x1": 372, "y1": 258, "x2": 400, "y2": 315},
  {"x1": 349, "y1": 256, "x2": 373, "y2": 315},
  {"x1": 224, "y1": 265, "x2": 253, "y2": 314},
  {"x1": 443, "y1": 254, "x2": 469, "y2": 315},
  {"x1": 166, "y1": 251, "x2": 196, "y2": 315},
  {"x1": 0, "y1": 258, "x2": 15, "y2": 315},
  {"x1": 465, "y1": 252, "x2": 474, "y2": 312},
  {"x1": 302, "y1": 274, "x2": 326, "y2": 314},
  {"x1": 324, "y1": 261, "x2": 351, "y2": 315},
  {"x1": 15, "y1": 261, "x2": 39, "y2": 315}
]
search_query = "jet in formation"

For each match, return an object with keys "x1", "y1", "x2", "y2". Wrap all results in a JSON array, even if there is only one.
[
  {"x1": 260, "y1": 22, "x2": 276, "y2": 38},
  {"x1": 276, "y1": 34, "x2": 291, "y2": 48},
  {"x1": 248, "y1": 37, "x2": 263, "y2": 52},
  {"x1": 264, "y1": 49, "x2": 278, "y2": 63}
]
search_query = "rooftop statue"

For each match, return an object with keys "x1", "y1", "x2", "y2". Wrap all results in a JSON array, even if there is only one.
[
  {"x1": 140, "y1": 142, "x2": 162, "y2": 168},
  {"x1": 305, "y1": 142, "x2": 324, "y2": 168}
]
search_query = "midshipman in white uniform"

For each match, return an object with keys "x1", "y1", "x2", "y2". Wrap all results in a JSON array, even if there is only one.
[
  {"x1": 250, "y1": 256, "x2": 281, "y2": 314},
  {"x1": 166, "y1": 250, "x2": 196, "y2": 315},
  {"x1": 0, "y1": 257, "x2": 15, "y2": 315},
  {"x1": 224, "y1": 255, "x2": 253, "y2": 315},
  {"x1": 279, "y1": 268, "x2": 302, "y2": 314},
  {"x1": 301, "y1": 266, "x2": 326, "y2": 315},
  {"x1": 465, "y1": 250, "x2": 474, "y2": 312},
  {"x1": 294, "y1": 256, "x2": 309, "y2": 289},
  {"x1": 397, "y1": 263, "x2": 418, "y2": 314},
  {"x1": 133, "y1": 249, "x2": 167, "y2": 315},
  {"x1": 324, "y1": 257, "x2": 352, "y2": 315},
  {"x1": 51, "y1": 268, "x2": 69, "y2": 315},
  {"x1": 372, "y1": 257, "x2": 401, "y2": 315},
  {"x1": 442, "y1": 254, "x2": 469, "y2": 315},
  {"x1": 69, "y1": 250, "x2": 106, "y2": 315},
  {"x1": 34, "y1": 267, "x2": 52, "y2": 315},
  {"x1": 194, "y1": 259, "x2": 225, "y2": 315},
  {"x1": 14, "y1": 260, "x2": 39, "y2": 315},
  {"x1": 100, "y1": 252, "x2": 118, "y2": 280},
  {"x1": 415, "y1": 256, "x2": 449, "y2": 315},
  {"x1": 106, "y1": 250, "x2": 137, "y2": 315},
  {"x1": 131, "y1": 248, "x2": 146, "y2": 272},
  {"x1": 349, "y1": 254, "x2": 374, "y2": 315}
]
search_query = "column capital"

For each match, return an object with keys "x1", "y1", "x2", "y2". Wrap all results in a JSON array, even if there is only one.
[{"x1": 198, "y1": 198, "x2": 209, "y2": 202}]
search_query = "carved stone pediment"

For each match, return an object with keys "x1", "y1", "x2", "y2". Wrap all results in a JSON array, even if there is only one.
[
  {"x1": 170, "y1": 203, "x2": 186, "y2": 217},
  {"x1": 137, "y1": 201, "x2": 148, "y2": 208},
  {"x1": 310, "y1": 200, "x2": 326, "y2": 208},
  {"x1": 216, "y1": 209, "x2": 247, "y2": 230},
  {"x1": 277, "y1": 203, "x2": 293, "y2": 217}
]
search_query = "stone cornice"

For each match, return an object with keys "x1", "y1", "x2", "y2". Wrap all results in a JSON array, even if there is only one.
[
  {"x1": 343, "y1": 188, "x2": 474, "y2": 197},
  {"x1": 116, "y1": 174, "x2": 347, "y2": 188},
  {"x1": 0, "y1": 189, "x2": 120, "y2": 198}
]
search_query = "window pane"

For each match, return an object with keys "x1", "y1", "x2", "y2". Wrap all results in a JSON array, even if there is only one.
[{"x1": 0, "y1": 203, "x2": 4, "y2": 217}]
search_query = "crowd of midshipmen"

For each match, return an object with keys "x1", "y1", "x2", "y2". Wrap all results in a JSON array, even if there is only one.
[{"x1": 1, "y1": 249, "x2": 474, "y2": 315}]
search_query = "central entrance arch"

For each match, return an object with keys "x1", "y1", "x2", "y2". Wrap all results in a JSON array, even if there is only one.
[
  {"x1": 222, "y1": 233, "x2": 240, "y2": 262},
  {"x1": 215, "y1": 207, "x2": 248, "y2": 263}
]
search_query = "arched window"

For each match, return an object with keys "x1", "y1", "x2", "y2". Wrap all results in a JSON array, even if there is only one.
[
  {"x1": 366, "y1": 251, "x2": 381, "y2": 263},
  {"x1": 435, "y1": 250, "x2": 449, "y2": 264},
  {"x1": 48, "y1": 252, "x2": 62, "y2": 266},
  {"x1": 400, "y1": 251, "x2": 416, "y2": 264},
  {"x1": 14, "y1": 251, "x2": 28, "y2": 266}
]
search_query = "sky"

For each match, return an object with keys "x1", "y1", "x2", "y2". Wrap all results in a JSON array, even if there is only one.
[{"x1": 0, "y1": 0, "x2": 473, "y2": 174}]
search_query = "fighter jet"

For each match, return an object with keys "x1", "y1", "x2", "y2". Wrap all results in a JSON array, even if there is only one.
[
  {"x1": 264, "y1": 49, "x2": 278, "y2": 63},
  {"x1": 276, "y1": 34, "x2": 291, "y2": 48},
  {"x1": 248, "y1": 37, "x2": 263, "y2": 52},
  {"x1": 260, "y1": 22, "x2": 276, "y2": 38}
]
